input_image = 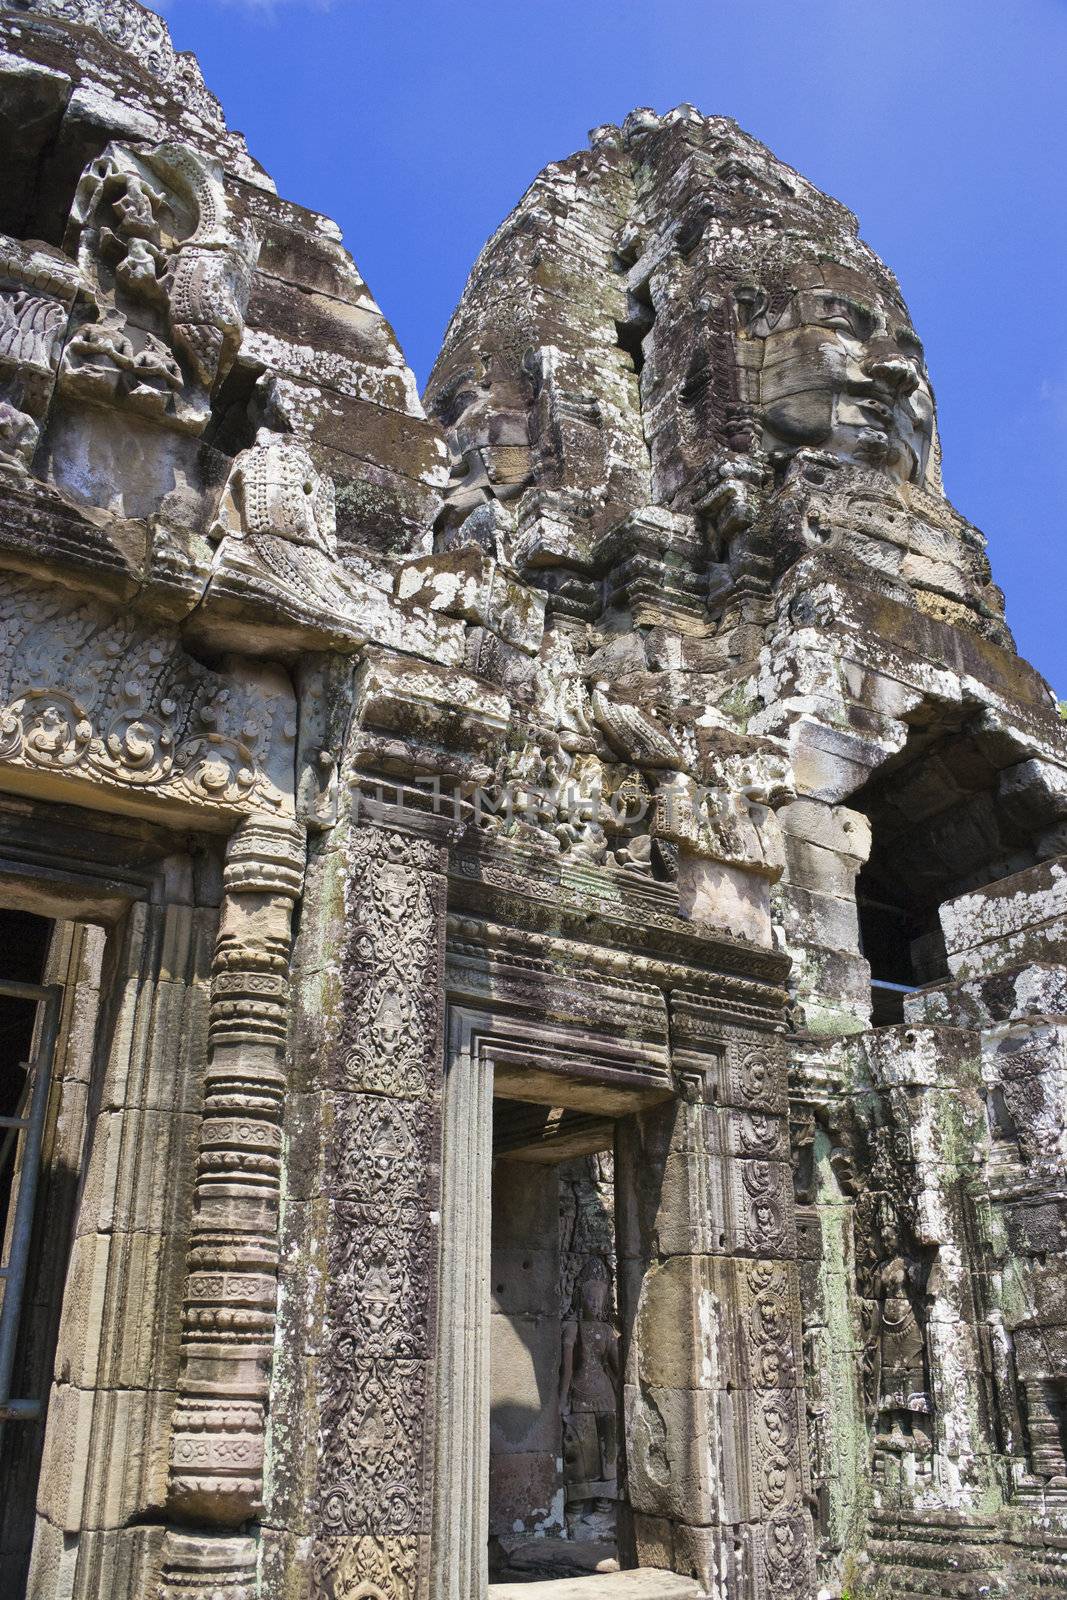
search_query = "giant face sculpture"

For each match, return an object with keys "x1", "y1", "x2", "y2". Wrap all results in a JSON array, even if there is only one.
[
  {"x1": 432, "y1": 358, "x2": 532, "y2": 517},
  {"x1": 738, "y1": 265, "x2": 935, "y2": 487}
]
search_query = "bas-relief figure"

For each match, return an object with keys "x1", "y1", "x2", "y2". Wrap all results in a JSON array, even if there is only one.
[
  {"x1": 559, "y1": 1259, "x2": 620, "y2": 1529},
  {"x1": 0, "y1": 6, "x2": 1065, "y2": 1600}
]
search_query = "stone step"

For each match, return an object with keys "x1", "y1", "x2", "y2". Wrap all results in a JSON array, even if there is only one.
[
  {"x1": 867, "y1": 1539, "x2": 1067, "y2": 1598},
  {"x1": 488, "y1": 1569, "x2": 703, "y2": 1600},
  {"x1": 869, "y1": 1539, "x2": 1000, "y2": 1572},
  {"x1": 868, "y1": 1571, "x2": 995, "y2": 1596}
]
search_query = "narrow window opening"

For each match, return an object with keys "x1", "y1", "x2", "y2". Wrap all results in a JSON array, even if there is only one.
[
  {"x1": 0, "y1": 907, "x2": 58, "y2": 1598},
  {"x1": 0, "y1": 911, "x2": 54, "y2": 1240},
  {"x1": 1023, "y1": 1377, "x2": 1067, "y2": 1479},
  {"x1": 614, "y1": 284, "x2": 653, "y2": 379}
]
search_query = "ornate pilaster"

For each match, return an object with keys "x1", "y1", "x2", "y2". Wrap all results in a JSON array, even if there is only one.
[
  {"x1": 164, "y1": 816, "x2": 305, "y2": 1540},
  {"x1": 310, "y1": 821, "x2": 448, "y2": 1600},
  {"x1": 617, "y1": 1007, "x2": 815, "y2": 1598}
]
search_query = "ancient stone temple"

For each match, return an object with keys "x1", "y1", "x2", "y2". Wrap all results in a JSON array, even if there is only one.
[{"x1": 0, "y1": 4, "x2": 1066, "y2": 1598}]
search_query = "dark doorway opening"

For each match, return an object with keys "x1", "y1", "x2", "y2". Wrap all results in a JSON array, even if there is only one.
[
  {"x1": 488, "y1": 1098, "x2": 622, "y2": 1584},
  {"x1": 850, "y1": 715, "x2": 1041, "y2": 1023}
]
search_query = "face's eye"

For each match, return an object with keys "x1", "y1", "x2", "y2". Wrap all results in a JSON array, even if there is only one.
[
  {"x1": 436, "y1": 385, "x2": 477, "y2": 428},
  {"x1": 817, "y1": 297, "x2": 875, "y2": 340},
  {"x1": 897, "y1": 329, "x2": 925, "y2": 363}
]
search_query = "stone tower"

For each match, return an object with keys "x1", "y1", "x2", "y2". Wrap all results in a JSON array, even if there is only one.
[{"x1": 0, "y1": 7, "x2": 1065, "y2": 1600}]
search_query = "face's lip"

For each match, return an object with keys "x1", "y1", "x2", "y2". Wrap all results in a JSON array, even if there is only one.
[
  {"x1": 858, "y1": 397, "x2": 895, "y2": 427},
  {"x1": 849, "y1": 375, "x2": 901, "y2": 407}
]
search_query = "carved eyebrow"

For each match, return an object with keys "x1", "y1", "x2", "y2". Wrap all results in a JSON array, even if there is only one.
[
  {"x1": 896, "y1": 327, "x2": 925, "y2": 357},
  {"x1": 815, "y1": 292, "x2": 874, "y2": 324}
]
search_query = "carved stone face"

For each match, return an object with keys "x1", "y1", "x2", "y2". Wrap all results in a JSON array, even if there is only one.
[
  {"x1": 433, "y1": 362, "x2": 532, "y2": 513},
  {"x1": 740, "y1": 276, "x2": 935, "y2": 485}
]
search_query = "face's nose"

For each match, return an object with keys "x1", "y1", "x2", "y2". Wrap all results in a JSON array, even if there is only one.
[{"x1": 865, "y1": 351, "x2": 920, "y2": 397}]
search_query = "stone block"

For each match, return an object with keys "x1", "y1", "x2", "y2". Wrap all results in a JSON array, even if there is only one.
[
  {"x1": 775, "y1": 882, "x2": 860, "y2": 953},
  {"x1": 856, "y1": 1023, "x2": 980, "y2": 1090},
  {"x1": 395, "y1": 549, "x2": 545, "y2": 655},
  {"x1": 354, "y1": 651, "x2": 510, "y2": 763},
  {"x1": 716, "y1": 1387, "x2": 807, "y2": 1524},
  {"x1": 941, "y1": 856, "x2": 1067, "y2": 978},
  {"x1": 906, "y1": 962, "x2": 1067, "y2": 1027},
  {"x1": 316, "y1": 1356, "x2": 430, "y2": 1537},
  {"x1": 76, "y1": 1106, "x2": 199, "y2": 1237},
  {"x1": 52, "y1": 1230, "x2": 111, "y2": 1387},
  {"x1": 490, "y1": 1314, "x2": 561, "y2": 1455},
  {"x1": 488, "y1": 1569, "x2": 702, "y2": 1600},
  {"x1": 630, "y1": 1517, "x2": 722, "y2": 1590},
  {"x1": 487, "y1": 1452, "x2": 565, "y2": 1538},
  {"x1": 782, "y1": 833, "x2": 863, "y2": 898},
  {"x1": 777, "y1": 797, "x2": 871, "y2": 861},
  {"x1": 624, "y1": 1383, "x2": 718, "y2": 1526},
  {"x1": 67, "y1": 1523, "x2": 166, "y2": 1600},
  {"x1": 676, "y1": 855, "x2": 772, "y2": 946},
  {"x1": 1005, "y1": 1198, "x2": 1067, "y2": 1257},
  {"x1": 36, "y1": 1381, "x2": 170, "y2": 1531},
  {"x1": 787, "y1": 718, "x2": 893, "y2": 803},
  {"x1": 326, "y1": 1197, "x2": 437, "y2": 1362},
  {"x1": 626, "y1": 1255, "x2": 717, "y2": 1392},
  {"x1": 491, "y1": 1248, "x2": 561, "y2": 1318},
  {"x1": 492, "y1": 1162, "x2": 560, "y2": 1246}
]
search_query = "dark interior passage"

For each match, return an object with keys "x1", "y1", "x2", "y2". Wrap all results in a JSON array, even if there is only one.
[
  {"x1": 488, "y1": 1097, "x2": 622, "y2": 1583},
  {"x1": 851, "y1": 713, "x2": 1047, "y2": 1021}
]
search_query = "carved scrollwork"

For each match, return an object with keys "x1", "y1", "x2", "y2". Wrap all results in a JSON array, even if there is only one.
[
  {"x1": 737, "y1": 1158, "x2": 794, "y2": 1256},
  {"x1": 328, "y1": 1094, "x2": 432, "y2": 1206},
  {"x1": 327, "y1": 1201, "x2": 433, "y2": 1360},
  {"x1": 730, "y1": 1041, "x2": 787, "y2": 1113},
  {"x1": 761, "y1": 1506, "x2": 815, "y2": 1597},
  {"x1": 311, "y1": 1535, "x2": 420, "y2": 1600},
  {"x1": 745, "y1": 1261, "x2": 800, "y2": 1390},
  {"x1": 336, "y1": 834, "x2": 443, "y2": 1096},
  {"x1": 318, "y1": 1354, "x2": 427, "y2": 1536}
]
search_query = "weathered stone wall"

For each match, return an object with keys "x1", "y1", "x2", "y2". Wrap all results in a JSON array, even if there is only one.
[{"x1": 0, "y1": 6, "x2": 1065, "y2": 1600}]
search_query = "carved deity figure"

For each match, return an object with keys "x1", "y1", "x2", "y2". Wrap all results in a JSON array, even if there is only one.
[
  {"x1": 870, "y1": 1253, "x2": 931, "y2": 1450},
  {"x1": 0, "y1": 248, "x2": 77, "y2": 466},
  {"x1": 57, "y1": 138, "x2": 258, "y2": 440},
  {"x1": 559, "y1": 1259, "x2": 620, "y2": 1512}
]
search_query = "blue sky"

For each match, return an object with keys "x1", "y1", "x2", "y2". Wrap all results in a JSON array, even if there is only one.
[{"x1": 161, "y1": 0, "x2": 1067, "y2": 692}]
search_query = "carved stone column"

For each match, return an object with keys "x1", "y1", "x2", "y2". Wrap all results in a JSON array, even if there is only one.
[
  {"x1": 309, "y1": 821, "x2": 448, "y2": 1600},
  {"x1": 430, "y1": 1005, "x2": 493, "y2": 1600},
  {"x1": 617, "y1": 1007, "x2": 815, "y2": 1599},
  {"x1": 162, "y1": 815, "x2": 305, "y2": 1586}
]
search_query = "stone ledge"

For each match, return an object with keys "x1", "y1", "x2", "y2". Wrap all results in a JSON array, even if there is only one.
[{"x1": 488, "y1": 1568, "x2": 703, "y2": 1600}]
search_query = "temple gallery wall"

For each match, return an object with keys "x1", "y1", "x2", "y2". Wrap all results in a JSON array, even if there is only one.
[{"x1": 0, "y1": 4, "x2": 1066, "y2": 1599}]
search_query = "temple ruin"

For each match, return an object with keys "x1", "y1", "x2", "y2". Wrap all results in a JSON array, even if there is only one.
[{"x1": 0, "y1": 3, "x2": 1065, "y2": 1597}]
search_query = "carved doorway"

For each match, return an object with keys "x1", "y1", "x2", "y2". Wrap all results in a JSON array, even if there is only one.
[{"x1": 430, "y1": 1001, "x2": 672, "y2": 1600}]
